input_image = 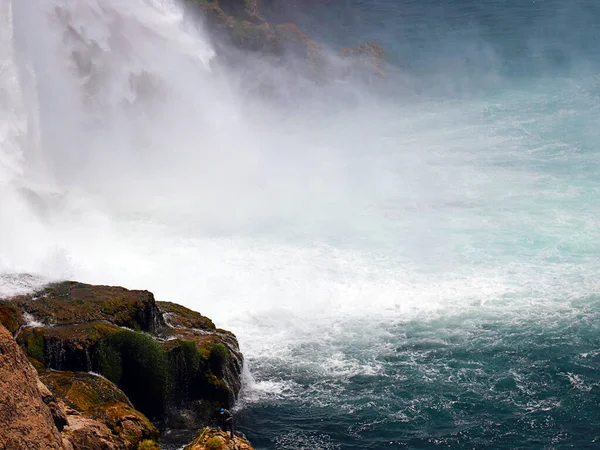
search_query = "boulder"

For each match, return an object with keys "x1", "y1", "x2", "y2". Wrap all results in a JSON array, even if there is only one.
[
  {"x1": 61, "y1": 416, "x2": 117, "y2": 450},
  {"x1": 2, "y1": 280, "x2": 244, "y2": 439},
  {"x1": 40, "y1": 371, "x2": 159, "y2": 450},
  {"x1": 184, "y1": 427, "x2": 254, "y2": 450}
]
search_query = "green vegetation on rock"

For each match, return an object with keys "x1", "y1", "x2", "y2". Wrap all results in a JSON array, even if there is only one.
[
  {"x1": 205, "y1": 436, "x2": 225, "y2": 450},
  {"x1": 137, "y1": 440, "x2": 161, "y2": 450},
  {"x1": 96, "y1": 330, "x2": 170, "y2": 420},
  {"x1": 8, "y1": 281, "x2": 165, "y2": 332},
  {"x1": 21, "y1": 328, "x2": 45, "y2": 365},
  {"x1": 1, "y1": 280, "x2": 243, "y2": 435},
  {"x1": 41, "y1": 370, "x2": 160, "y2": 449},
  {"x1": 158, "y1": 301, "x2": 216, "y2": 330},
  {"x1": 0, "y1": 301, "x2": 23, "y2": 335}
]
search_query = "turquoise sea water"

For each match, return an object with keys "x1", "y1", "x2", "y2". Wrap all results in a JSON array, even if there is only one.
[{"x1": 230, "y1": 1, "x2": 600, "y2": 448}]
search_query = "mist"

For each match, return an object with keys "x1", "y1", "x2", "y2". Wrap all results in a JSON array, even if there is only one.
[{"x1": 1, "y1": 0, "x2": 600, "y2": 346}]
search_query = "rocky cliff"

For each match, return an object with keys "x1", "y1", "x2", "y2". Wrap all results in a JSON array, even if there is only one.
[
  {"x1": 0, "y1": 322, "x2": 66, "y2": 450},
  {"x1": 0, "y1": 281, "x2": 247, "y2": 450},
  {"x1": 183, "y1": 0, "x2": 385, "y2": 82}
]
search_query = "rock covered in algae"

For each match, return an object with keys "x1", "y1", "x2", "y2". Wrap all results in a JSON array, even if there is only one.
[
  {"x1": 40, "y1": 371, "x2": 159, "y2": 449},
  {"x1": 184, "y1": 427, "x2": 255, "y2": 450},
  {"x1": 1, "y1": 280, "x2": 245, "y2": 441}
]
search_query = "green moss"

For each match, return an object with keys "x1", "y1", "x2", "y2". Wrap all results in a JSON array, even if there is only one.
[
  {"x1": 137, "y1": 440, "x2": 161, "y2": 450},
  {"x1": 22, "y1": 329, "x2": 45, "y2": 365},
  {"x1": 28, "y1": 356, "x2": 45, "y2": 372},
  {"x1": 94, "y1": 330, "x2": 169, "y2": 420},
  {"x1": 95, "y1": 339, "x2": 123, "y2": 382},
  {"x1": 157, "y1": 302, "x2": 216, "y2": 331},
  {"x1": 40, "y1": 371, "x2": 131, "y2": 412},
  {"x1": 165, "y1": 339, "x2": 205, "y2": 401},
  {"x1": 209, "y1": 343, "x2": 229, "y2": 363},
  {"x1": 208, "y1": 343, "x2": 230, "y2": 378},
  {"x1": 41, "y1": 371, "x2": 159, "y2": 448},
  {"x1": 10, "y1": 282, "x2": 161, "y2": 333},
  {"x1": 205, "y1": 436, "x2": 224, "y2": 450}
]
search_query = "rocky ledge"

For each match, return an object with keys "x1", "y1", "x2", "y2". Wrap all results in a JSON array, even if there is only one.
[
  {"x1": 0, "y1": 281, "x2": 251, "y2": 450},
  {"x1": 183, "y1": 0, "x2": 386, "y2": 83}
]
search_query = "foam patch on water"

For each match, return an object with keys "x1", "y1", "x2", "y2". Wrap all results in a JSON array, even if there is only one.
[{"x1": 274, "y1": 431, "x2": 341, "y2": 450}]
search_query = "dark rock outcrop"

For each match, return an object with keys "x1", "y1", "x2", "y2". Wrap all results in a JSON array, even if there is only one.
[
  {"x1": 184, "y1": 0, "x2": 385, "y2": 81},
  {"x1": 1, "y1": 281, "x2": 244, "y2": 444}
]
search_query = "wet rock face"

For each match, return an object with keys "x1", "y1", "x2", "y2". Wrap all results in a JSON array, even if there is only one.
[
  {"x1": 0, "y1": 323, "x2": 66, "y2": 450},
  {"x1": 2, "y1": 280, "x2": 244, "y2": 441}
]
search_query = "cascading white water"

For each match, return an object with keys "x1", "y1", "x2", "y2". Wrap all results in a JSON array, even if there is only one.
[
  {"x1": 2, "y1": 0, "x2": 600, "y2": 446},
  {"x1": 2, "y1": 0, "x2": 599, "y2": 345}
]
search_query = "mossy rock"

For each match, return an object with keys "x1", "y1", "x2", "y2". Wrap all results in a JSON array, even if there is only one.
[
  {"x1": 138, "y1": 440, "x2": 161, "y2": 450},
  {"x1": 163, "y1": 339, "x2": 235, "y2": 412},
  {"x1": 41, "y1": 371, "x2": 159, "y2": 449},
  {"x1": 20, "y1": 327, "x2": 45, "y2": 366},
  {"x1": 17, "y1": 323, "x2": 171, "y2": 421},
  {"x1": 8, "y1": 281, "x2": 165, "y2": 333},
  {"x1": 158, "y1": 302, "x2": 216, "y2": 331},
  {"x1": 40, "y1": 371, "x2": 131, "y2": 411},
  {"x1": 0, "y1": 301, "x2": 23, "y2": 335},
  {"x1": 184, "y1": 427, "x2": 254, "y2": 450},
  {"x1": 17, "y1": 321, "x2": 121, "y2": 372},
  {"x1": 95, "y1": 329, "x2": 170, "y2": 421}
]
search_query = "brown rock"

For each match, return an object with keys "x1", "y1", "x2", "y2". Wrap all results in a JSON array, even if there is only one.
[
  {"x1": 7, "y1": 281, "x2": 165, "y2": 333},
  {"x1": 61, "y1": 416, "x2": 116, "y2": 450},
  {"x1": 40, "y1": 371, "x2": 159, "y2": 450},
  {"x1": 338, "y1": 41, "x2": 386, "y2": 80},
  {"x1": 184, "y1": 427, "x2": 254, "y2": 450},
  {"x1": 37, "y1": 379, "x2": 69, "y2": 432},
  {"x1": 0, "y1": 301, "x2": 24, "y2": 335},
  {"x1": 274, "y1": 23, "x2": 326, "y2": 79},
  {"x1": 0, "y1": 323, "x2": 66, "y2": 450}
]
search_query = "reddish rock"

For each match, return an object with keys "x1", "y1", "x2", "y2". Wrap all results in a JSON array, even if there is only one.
[
  {"x1": 0, "y1": 323, "x2": 66, "y2": 450},
  {"x1": 37, "y1": 379, "x2": 69, "y2": 432},
  {"x1": 62, "y1": 416, "x2": 117, "y2": 450},
  {"x1": 338, "y1": 41, "x2": 386, "y2": 80},
  {"x1": 274, "y1": 23, "x2": 326, "y2": 79}
]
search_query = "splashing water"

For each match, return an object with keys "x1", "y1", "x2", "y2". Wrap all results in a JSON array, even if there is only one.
[{"x1": 2, "y1": 0, "x2": 600, "y2": 448}]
